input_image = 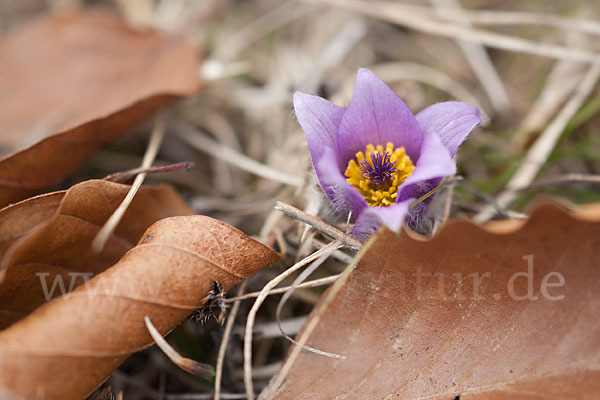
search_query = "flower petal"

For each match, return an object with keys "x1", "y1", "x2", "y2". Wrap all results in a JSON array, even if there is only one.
[
  {"x1": 337, "y1": 68, "x2": 423, "y2": 164},
  {"x1": 315, "y1": 147, "x2": 367, "y2": 215},
  {"x1": 293, "y1": 92, "x2": 346, "y2": 169},
  {"x1": 416, "y1": 101, "x2": 482, "y2": 157},
  {"x1": 352, "y1": 199, "x2": 413, "y2": 240},
  {"x1": 397, "y1": 128, "x2": 456, "y2": 201}
]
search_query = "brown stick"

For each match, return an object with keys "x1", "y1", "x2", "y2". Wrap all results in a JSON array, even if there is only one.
[{"x1": 274, "y1": 201, "x2": 361, "y2": 250}]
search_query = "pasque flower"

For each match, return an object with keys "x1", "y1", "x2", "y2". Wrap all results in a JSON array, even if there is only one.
[{"x1": 294, "y1": 68, "x2": 482, "y2": 239}]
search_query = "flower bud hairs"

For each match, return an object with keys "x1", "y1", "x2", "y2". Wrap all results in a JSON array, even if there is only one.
[{"x1": 294, "y1": 68, "x2": 482, "y2": 240}]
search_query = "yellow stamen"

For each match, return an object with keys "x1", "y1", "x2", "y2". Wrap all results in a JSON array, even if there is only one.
[{"x1": 344, "y1": 142, "x2": 415, "y2": 207}]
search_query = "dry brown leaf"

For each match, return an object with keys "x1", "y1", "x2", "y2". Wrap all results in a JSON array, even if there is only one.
[
  {"x1": 0, "y1": 11, "x2": 201, "y2": 207},
  {"x1": 265, "y1": 204, "x2": 600, "y2": 399},
  {"x1": 0, "y1": 191, "x2": 64, "y2": 257},
  {"x1": 0, "y1": 179, "x2": 194, "y2": 329},
  {"x1": 0, "y1": 214, "x2": 279, "y2": 400}
]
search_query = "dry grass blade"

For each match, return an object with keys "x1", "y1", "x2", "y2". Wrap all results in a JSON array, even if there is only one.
[
  {"x1": 225, "y1": 274, "x2": 341, "y2": 303},
  {"x1": 166, "y1": 394, "x2": 248, "y2": 400},
  {"x1": 275, "y1": 241, "x2": 346, "y2": 359},
  {"x1": 475, "y1": 64, "x2": 600, "y2": 223},
  {"x1": 114, "y1": 0, "x2": 154, "y2": 28},
  {"x1": 429, "y1": 0, "x2": 511, "y2": 115},
  {"x1": 173, "y1": 121, "x2": 303, "y2": 187},
  {"x1": 263, "y1": 238, "x2": 375, "y2": 400},
  {"x1": 311, "y1": 0, "x2": 600, "y2": 64},
  {"x1": 92, "y1": 112, "x2": 167, "y2": 252},
  {"x1": 145, "y1": 316, "x2": 214, "y2": 379},
  {"x1": 214, "y1": 2, "x2": 315, "y2": 61},
  {"x1": 438, "y1": 7, "x2": 600, "y2": 35},
  {"x1": 215, "y1": 282, "x2": 247, "y2": 400},
  {"x1": 374, "y1": 3, "x2": 600, "y2": 35},
  {"x1": 512, "y1": 60, "x2": 585, "y2": 150},
  {"x1": 243, "y1": 240, "x2": 343, "y2": 400}
]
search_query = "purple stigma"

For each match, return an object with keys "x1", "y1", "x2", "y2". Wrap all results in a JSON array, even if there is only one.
[{"x1": 360, "y1": 151, "x2": 397, "y2": 185}]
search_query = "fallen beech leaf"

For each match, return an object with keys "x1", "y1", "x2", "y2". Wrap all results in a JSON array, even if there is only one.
[
  {"x1": 265, "y1": 204, "x2": 600, "y2": 399},
  {"x1": 0, "y1": 191, "x2": 64, "y2": 257},
  {"x1": 0, "y1": 11, "x2": 201, "y2": 207},
  {"x1": 0, "y1": 179, "x2": 194, "y2": 328},
  {"x1": 0, "y1": 215, "x2": 279, "y2": 400}
]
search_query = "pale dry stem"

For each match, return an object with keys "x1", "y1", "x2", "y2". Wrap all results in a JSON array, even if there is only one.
[
  {"x1": 144, "y1": 316, "x2": 214, "y2": 380},
  {"x1": 215, "y1": 282, "x2": 247, "y2": 400},
  {"x1": 263, "y1": 234, "x2": 378, "y2": 399},
  {"x1": 92, "y1": 112, "x2": 167, "y2": 252},
  {"x1": 225, "y1": 274, "x2": 341, "y2": 303},
  {"x1": 311, "y1": 0, "x2": 600, "y2": 64},
  {"x1": 429, "y1": 0, "x2": 511, "y2": 115},
  {"x1": 274, "y1": 240, "x2": 346, "y2": 359},
  {"x1": 243, "y1": 240, "x2": 344, "y2": 400},
  {"x1": 173, "y1": 120, "x2": 303, "y2": 187}
]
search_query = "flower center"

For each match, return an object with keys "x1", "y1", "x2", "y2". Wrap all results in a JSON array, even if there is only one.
[{"x1": 344, "y1": 142, "x2": 415, "y2": 207}]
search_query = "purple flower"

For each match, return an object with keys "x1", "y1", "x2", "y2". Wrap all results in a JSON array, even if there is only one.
[{"x1": 294, "y1": 68, "x2": 482, "y2": 239}]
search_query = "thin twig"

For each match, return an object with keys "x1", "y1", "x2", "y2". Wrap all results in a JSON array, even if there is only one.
[
  {"x1": 475, "y1": 64, "x2": 600, "y2": 223},
  {"x1": 274, "y1": 201, "x2": 361, "y2": 250},
  {"x1": 172, "y1": 120, "x2": 302, "y2": 187},
  {"x1": 104, "y1": 161, "x2": 195, "y2": 183},
  {"x1": 92, "y1": 112, "x2": 167, "y2": 252},
  {"x1": 215, "y1": 282, "x2": 247, "y2": 400},
  {"x1": 243, "y1": 241, "x2": 343, "y2": 400},
  {"x1": 310, "y1": 0, "x2": 600, "y2": 64}
]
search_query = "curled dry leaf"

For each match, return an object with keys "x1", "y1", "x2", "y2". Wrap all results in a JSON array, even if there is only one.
[
  {"x1": 0, "y1": 179, "x2": 194, "y2": 329},
  {"x1": 264, "y1": 204, "x2": 600, "y2": 399},
  {"x1": 0, "y1": 11, "x2": 201, "y2": 207},
  {"x1": 0, "y1": 191, "x2": 64, "y2": 257},
  {"x1": 0, "y1": 214, "x2": 279, "y2": 400}
]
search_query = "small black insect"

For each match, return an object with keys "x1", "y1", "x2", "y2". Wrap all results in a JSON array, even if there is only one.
[{"x1": 192, "y1": 281, "x2": 228, "y2": 325}]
